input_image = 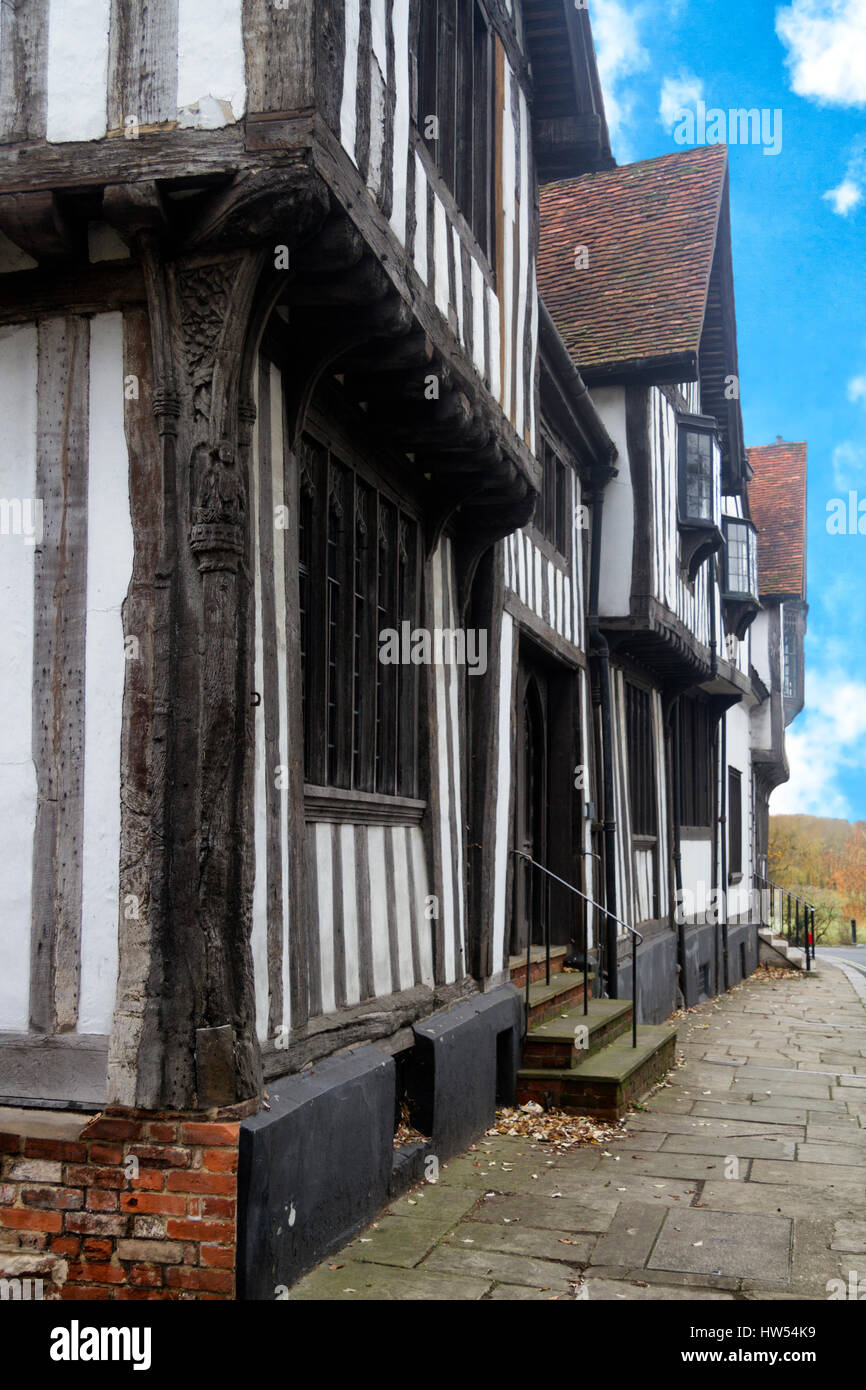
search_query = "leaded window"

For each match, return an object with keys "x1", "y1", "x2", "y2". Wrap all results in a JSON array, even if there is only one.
[
  {"x1": 417, "y1": 0, "x2": 495, "y2": 257},
  {"x1": 723, "y1": 517, "x2": 758, "y2": 599},
  {"x1": 298, "y1": 435, "x2": 420, "y2": 797}
]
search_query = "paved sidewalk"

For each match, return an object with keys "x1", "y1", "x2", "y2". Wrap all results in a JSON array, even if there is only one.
[{"x1": 289, "y1": 964, "x2": 866, "y2": 1301}]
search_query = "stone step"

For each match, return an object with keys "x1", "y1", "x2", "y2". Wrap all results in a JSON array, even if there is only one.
[
  {"x1": 521, "y1": 971, "x2": 594, "y2": 1029},
  {"x1": 509, "y1": 945, "x2": 569, "y2": 990},
  {"x1": 522, "y1": 998, "x2": 634, "y2": 1070},
  {"x1": 517, "y1": 1023, "x2": 678, "y2": 1122}
]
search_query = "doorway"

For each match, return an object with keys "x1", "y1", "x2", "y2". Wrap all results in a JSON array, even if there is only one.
[{"x1": 510, "y1": 643, "x2": 584, "y2": 960}]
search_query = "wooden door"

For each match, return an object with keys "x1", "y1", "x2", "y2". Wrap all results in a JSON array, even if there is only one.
[{"x1": 512, "y1": 667, "x2": 549, "y2": 957}]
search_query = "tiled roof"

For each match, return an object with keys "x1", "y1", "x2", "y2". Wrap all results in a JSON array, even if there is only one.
[
  {"x1": 538, "y1": 145, "x2": 728, "y2": 373},
  {"x1": 747, "y1": 440, "x2": 807, "y2": 599}
]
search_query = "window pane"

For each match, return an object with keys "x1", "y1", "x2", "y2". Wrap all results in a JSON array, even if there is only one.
[{"x1": 685, "y1": 429, "x2": 713, "y2": 521}]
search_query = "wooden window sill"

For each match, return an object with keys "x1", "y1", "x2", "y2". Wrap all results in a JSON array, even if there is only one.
[{"x1": 304, "y1": 785, "x2": 426, "y2": 826}]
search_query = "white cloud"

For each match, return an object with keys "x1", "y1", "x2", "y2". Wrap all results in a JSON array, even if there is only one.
[
  {"x1": 659, "y1": 73, "x2": 705, "y2": 132},
  {"x1": 776, "y1": 0, "x2": 866, "y2": 107},
  {"x1": 591, "y1": 0, "x2": 650, "y2": 158},
  {"x1": 832, "y1": 439, "x2": 866, "y2": 488},
  {"x1": 824, "y1": 177, "x2": 863, "y2": 214},
  {"x1": 772, "y1": 669, "x2": 866, "y2": 817},
  {"x1": 848, "y1": 374, "x2": 866, "y2": 402}
]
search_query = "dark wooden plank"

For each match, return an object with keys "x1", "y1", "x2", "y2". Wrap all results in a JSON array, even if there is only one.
[
  {"x1": 0, "y1": 0, "x2": 48, "y2": 143},
  {"x1": 0, "y1": 263, "x2": 146, "y2": 327},
  {"x1": 108, "y1": 0, "x2": 179, "y2": 132},
  {"x1": 355, "y1": 0, "x2": 372, "y2": 182},
  {"x1": 404, "y1": 825, "x2": 423, "y2": 985},
  {"x1": 243, "y1": 0, "x2": 314, "y2": 115},
  {"x1": 255, "y1": 358, "x2": 285, "y2": 1037},
  {"x1": 314, "y1": 0, "x2": 345, "y2": 133},
  {"x1": 437, "y1": 0, "x2": 457, "y2": 192},
  {"x1": 280, "y1": 423, "x2": 311, "y2": 1032},
  {"x1": 354, "y1": 825, "x2": 375, "y2": 1001},
  {"x1": 330, "y1": 824, "x2": 347, "y2": 1009},
  {"x1": 304, "y1": 436, "x2": 329, "y2": 786},
  {"x1": 0, "y1": 1034, "x2": 108, "y2": 1107},
  {"x1": 354, "y1": 477, "x2": 378, "y2": 792},
  {"x1": 114, "y1": 306, "x2": 161, "y2": 1089},
  {"x1": 379, "y1": 0, "x2": 396, "y2": 221},
  {"x1": 383, "y1": 827, "x2": 403, "y2": 993},
  {"x1": 420, "y1": 548, "x2": 446, "y2": 985},
  {"x1": 0, "y1": 126, "x2": 250, "y2": 193},
  {"x1": 303, "y1": 824, "x2": 322, "y2": 1018},
  {"x1": 30, "y1": 316, "x2": 90, "y2": 1034}
]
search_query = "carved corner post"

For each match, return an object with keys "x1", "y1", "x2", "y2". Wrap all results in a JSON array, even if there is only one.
[{"x1": 106, "y1": 206, "x2": 267, "y2": 1108}]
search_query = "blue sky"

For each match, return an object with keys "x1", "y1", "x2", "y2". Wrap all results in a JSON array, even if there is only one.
[{"x1": 589, "y1": 0, "x2": 866, "y2": 821}]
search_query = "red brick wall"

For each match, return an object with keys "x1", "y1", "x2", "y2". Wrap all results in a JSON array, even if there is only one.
[{"x1": 0, "y1": 1106, "x2": 249, "y2": 1300}]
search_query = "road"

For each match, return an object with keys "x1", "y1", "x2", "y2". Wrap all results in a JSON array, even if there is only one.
[{"x1": 816, "y1": 946, "x2": 866, "y2": 979}]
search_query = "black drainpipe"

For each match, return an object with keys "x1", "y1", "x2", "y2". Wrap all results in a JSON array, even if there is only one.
[
  {"x1": 588, "y1": 485, "x2": 619, "y2": 999},
  {"x1": 720, "y1": 711, "x2": 730, "y2": 993},
  {"x1": 672, "y1": 697, "x2": 686, "y2": 1007},
  {"x1": 711, "y1": 553, "x2": 730, "y2": 993}
]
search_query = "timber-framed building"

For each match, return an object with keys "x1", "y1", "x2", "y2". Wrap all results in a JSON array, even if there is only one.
[{"x1": 0, "y1": 2, "x2": 806, "y2": 1298}]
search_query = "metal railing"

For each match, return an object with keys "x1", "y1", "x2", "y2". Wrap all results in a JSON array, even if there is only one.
[
  {"x1": 755, "y1": 872, "x2": 815, "y2": 971},
  {"x1": 511, "y1": 850, "x2": 643, "y2": 1047}
]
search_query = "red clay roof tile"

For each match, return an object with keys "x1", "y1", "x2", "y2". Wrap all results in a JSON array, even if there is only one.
[
  {"x1": 747, "y1": 440, "x2": 807, "y2": 599},
  {"x1": 538, "y1": 145, "x2": 729, "y2": 373}
]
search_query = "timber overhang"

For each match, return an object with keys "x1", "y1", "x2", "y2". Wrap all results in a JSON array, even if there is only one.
[
  {"x1": 0, "y1": 121, "x2": 541, "y2": 600},
  {"x1": 601, "y1": 598, "x2": 749, "y2": 696}
]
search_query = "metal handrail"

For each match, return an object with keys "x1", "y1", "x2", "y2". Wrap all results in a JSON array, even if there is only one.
[
  {"x1": 511, "y1": 850, "x2": 642, "y2": 1047},
  {"x1": 755, "y1": 873, "x2": 815, "y2": 913},
  {"x1": 754, "y1": 872, "x2": 815, "y2": 971}
]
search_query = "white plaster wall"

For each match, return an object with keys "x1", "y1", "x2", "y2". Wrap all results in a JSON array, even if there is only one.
[
  {"x1": 177, "y1": 0, "x2": 246, "y2": 124},
  {"x1": 0, "y1": 325, "x2": 38, "y2": 1031},
  {"x1": 592, "y1": 386, "x2": 633, "y2": 617},
  {"x1": 752, "y1": 607, "x2": 771, "y2": 688},
  {"x1": 78, "y1": 313, "x2": 133, "y2": 1034},
  {"x1": 46, "y1": 0, "x2": 111, "y2": 142},
  {"x1": 681, "y1": 838, "x2": 713, "y2": 915}
]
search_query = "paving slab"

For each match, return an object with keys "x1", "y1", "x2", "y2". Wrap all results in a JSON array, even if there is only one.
[
  {"x1": 647, "y1": 1207, "x2": 792, "y2": 1282},
  {"x1": 590, "y1": 1150, "x2": 750, "y2": 1181},
  {"x1": 348, "y1": 1216, "x2": 453, "y2": 1268},
  {"x1": 287, "y1": 1260, "x2": 492, "y2": 1300},
  {"x1": 830, "y1": 1220, "x2": 866, "y2": 1252},
  {"x1": 750, "y1": 1157, "x2": 865, "y2": 1187},
  {"x1": 659, "y1": 1133, "x2": 795, "y2": 1161},
  {"x1": 386, "y1": 1187, "x2": 480, "y2": 1223},
  {"x1": 796, "y1": 1141, "x2": 866, "y2": 1166},
  {"x1": 589, "y1": 1200, "x2": 666, "y2": 1267},
  {"x1": 444, "y1": 1220, "x2": 597, "y2": 1265},
  {"x1": 692, "y1": 1100, "x2": 810, "y2": 1126},
  {"x1": 698, "y1": 1180, "x2": 866, "y2": 1221},
  {"x1": 628, "y1": 1112, "x2": 803, "y2": 1140},
  {"x1": 423, "y1": 1244, "x2": 581, "y2": 1293},
  {"x1": 581, "y1": 1277, "x2": 733, "y2": 1300},
  {"x1": 539, "y1": 1173, "x2": 701, "y2": 1205},
  {"x1": 468, "y1": 1192, "x2": 617, "y2": 1233}
]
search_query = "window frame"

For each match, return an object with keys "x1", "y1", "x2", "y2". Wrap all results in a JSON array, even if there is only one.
[
  {"x1": 296, "y1": 420, "x2": 424, "y2": 803},
  {"x1": 728, "y1": 767, "x2": 743, "y2": 881},
  {"x1": 676, "y1": 412, "x2": 723, "y2": 581},
  {"x1": 782, "y1": 604, "x2": 799, "y2": 702},
  {"x1": 625, "y1": 679, "x2": 658, "y2": 840},
  {"x1": 678, "y1": 696, "x2": 713, "y2": 831},
  {"x1": 415, "y1": 0, "x2": 496, "y2": 262},
  {"x1": 528, "y1": 432, "x2": 572, "y2": 565},
  {"x1": 722, "y1": 517, "x2": 759, "y2": 600}
]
